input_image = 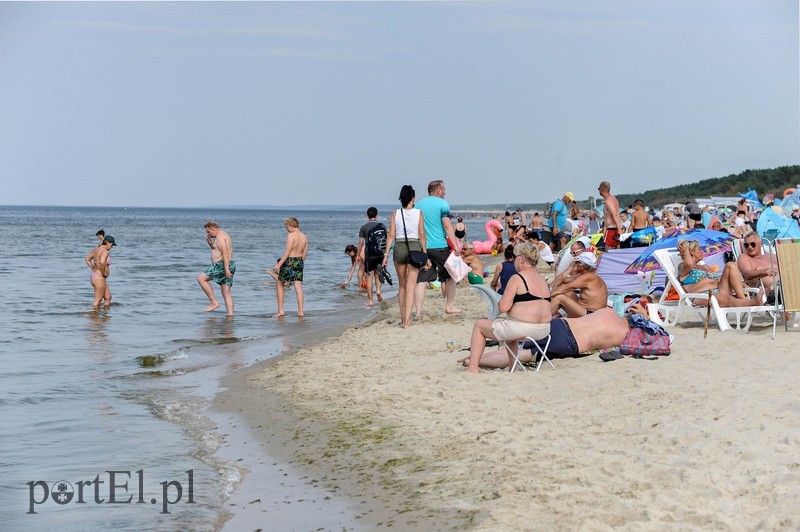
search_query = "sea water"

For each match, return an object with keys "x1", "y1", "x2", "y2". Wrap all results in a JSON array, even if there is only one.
[{"x1": 0, "y1": 205, "x2": 493, "y2": 530}]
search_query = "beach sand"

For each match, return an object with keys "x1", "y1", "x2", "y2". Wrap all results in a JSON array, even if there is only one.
[{"x1": 214, "y1": 270, "x2": 800, "y2": 530}]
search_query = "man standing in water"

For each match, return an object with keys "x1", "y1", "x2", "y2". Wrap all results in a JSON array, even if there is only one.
[
  {"x1": 197, "y1": 221, "x2": 235, "y2": 315},
  {"x1": 274, "y1": 216, "x2": 308, "y2": 317},
  {"x1": 598, "y1": 181, "x2": 622, "y2": 250}
]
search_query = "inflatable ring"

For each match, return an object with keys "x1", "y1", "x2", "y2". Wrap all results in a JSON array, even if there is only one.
[
  {"x1": 784, "y1": 188, "x2": 795, "y2": 198},
  {"x1": 472, "y1": 219, "x2": 504, "y2": 254}
]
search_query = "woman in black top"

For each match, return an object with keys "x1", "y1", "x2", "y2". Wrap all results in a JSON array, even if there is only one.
[{"x1": 465, "y1": 242, "x2": 551, "y2": 374}]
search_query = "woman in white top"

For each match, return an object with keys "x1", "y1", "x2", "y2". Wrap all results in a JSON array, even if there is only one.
[{"x1": 383, "y1": 185, "x2": 428, "y2": 329}]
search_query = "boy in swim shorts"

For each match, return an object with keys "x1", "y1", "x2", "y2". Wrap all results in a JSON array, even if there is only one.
[{"x1": 273, "y1": 217, "x2": 309, "y2": 317}]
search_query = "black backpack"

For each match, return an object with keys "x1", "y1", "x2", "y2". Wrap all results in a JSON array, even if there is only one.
[{"x1": 365, "y1": 223, "x2": 387, "y2": 258}]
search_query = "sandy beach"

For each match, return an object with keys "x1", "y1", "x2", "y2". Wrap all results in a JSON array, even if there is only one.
[{"x1": 215, "y1": 270, "x2": 800, "y2": 530}]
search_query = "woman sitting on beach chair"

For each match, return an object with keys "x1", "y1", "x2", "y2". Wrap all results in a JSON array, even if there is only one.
[
  {"x1": 677, "y1": 239, "x2": 762, "y2": 308},
  {"x1": 460, "y1": 307, "x2": 634, "y2": 369},
  {"x1": 465, "y1": 242, "x2": 551, "y2": 374}
]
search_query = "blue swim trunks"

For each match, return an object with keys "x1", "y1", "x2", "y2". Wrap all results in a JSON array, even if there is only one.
[{"x1": 204, "y1": 260, "x2": 236, "y2": 286}]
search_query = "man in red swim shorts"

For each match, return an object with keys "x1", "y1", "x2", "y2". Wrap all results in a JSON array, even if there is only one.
[
  {"x1": 598, "y1": 181, "x2": 622, "y2": 249},
  {"x1": 603, "y1": 227, "x2": 620, "y2": 248}
]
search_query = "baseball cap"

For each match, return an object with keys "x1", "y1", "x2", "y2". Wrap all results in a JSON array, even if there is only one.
[
  {"x1": 564, "y1": 191, "x2": 575, "y2": 201},
  {"x1": 104, "y1": 236, "x2": 116, "y2": 246}
]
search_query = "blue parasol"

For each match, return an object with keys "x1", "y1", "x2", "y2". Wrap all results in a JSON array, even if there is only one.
[{"x1": 624, "y1": 228, "x2": 734, "y2": 274}]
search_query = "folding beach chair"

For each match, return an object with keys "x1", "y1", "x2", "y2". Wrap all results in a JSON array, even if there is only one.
[
  {"x1": 504, "y1": 335, "x2": 553, "y2": 373},
  {"x1": 773, "y1": 237, "x2": 800, "y2": 332}
]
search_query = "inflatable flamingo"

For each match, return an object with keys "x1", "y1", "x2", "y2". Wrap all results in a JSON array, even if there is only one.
[{"x1": 472, "y1": 219, "x2": 504, "y2": 254}]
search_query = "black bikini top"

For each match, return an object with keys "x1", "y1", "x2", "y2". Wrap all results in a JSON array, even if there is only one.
[{"x1": 512, "y1": 273, "x2": 551, "y2": 303}]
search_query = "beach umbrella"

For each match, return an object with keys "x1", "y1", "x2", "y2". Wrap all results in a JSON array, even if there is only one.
[{"x1": 624, "y1": 228, "x2": 734, "y2": 274}]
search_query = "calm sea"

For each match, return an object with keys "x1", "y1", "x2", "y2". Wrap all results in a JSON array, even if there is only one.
[{"x1": 0, "y1": 205, "x2": 491, "y2": 530}]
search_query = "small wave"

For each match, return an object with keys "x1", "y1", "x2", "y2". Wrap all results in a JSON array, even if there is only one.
[
  {"x1": 134, "y1": 368, "x2": 189, "y2": 377},
  {"x1": 136, "y1": 350, "x2": 190, "y2": 368},
  {"x1": 147, "y1": 395, "x2": 244, "y2": 502}
]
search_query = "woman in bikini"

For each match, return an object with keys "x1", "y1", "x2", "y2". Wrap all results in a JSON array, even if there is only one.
[
  {"x1": 677, "y1": 239, "x2": 761, "y2": 308},
  {"x1": 85, "y1": 236, "x2": 115, "y2": 308},
  {"x1": 465, "y1": 241, "x2": 551, "y2": 373}
]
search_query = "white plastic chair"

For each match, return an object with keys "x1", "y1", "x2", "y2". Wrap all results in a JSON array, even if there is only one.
[
  {"x1": 646, "y1": 247, "x2": 775, "y2": 334},
  {"x1": 504, "y1": 336, "x2": 554, "y2": 373},
  {"x1": 470, "y1": 284, "x2": 501, "y2": 319}
]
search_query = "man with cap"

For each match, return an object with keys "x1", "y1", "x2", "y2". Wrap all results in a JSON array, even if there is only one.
[
  {"x1": 548, "y1": 191, "x2": 574, "y2": 253},
  {"x1": 549, "y1": 251, "x2": 608, "y2": 318}
]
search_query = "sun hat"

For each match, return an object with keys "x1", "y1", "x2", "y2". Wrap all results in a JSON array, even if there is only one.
[
  {"x1": 564, "y1": 191, "x2": 575, "y2": 201},
  {"x1": 576, "y1": 236, "x2": 592, "y2": 250},
  {"x1": 575, "y1": 251, "x2": 597, "y2": 268}
]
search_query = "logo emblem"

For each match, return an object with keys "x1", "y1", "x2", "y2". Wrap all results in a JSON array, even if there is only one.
[{"x1": 51, "y1": 481, "x2": 74, "y2": 505}]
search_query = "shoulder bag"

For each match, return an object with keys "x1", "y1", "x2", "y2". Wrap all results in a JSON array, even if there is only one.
[{"x1": 400, "y1": 209, "x2": 428, "y2": 268}]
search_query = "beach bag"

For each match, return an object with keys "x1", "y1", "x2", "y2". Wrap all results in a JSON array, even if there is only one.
[
  {"x1": 619, "y1": 328, "x2": 670, "y2": 357},
  {"x1": 365, "y1": 223, "x2": 387, "y2": 259},
  {"x1": 409, "y1": 250, "x2": 428, "y2": 269},
  {"x1": 444, "y1": 252, "x2": 470, "y2": 283}
]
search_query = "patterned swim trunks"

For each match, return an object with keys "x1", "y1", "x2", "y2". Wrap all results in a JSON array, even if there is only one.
[
  {"x1": 278, "y1": 257, "x2": 304, "y2": 283},
  {"x1": 204, "y1": 260, "x2": 236, "y2": 286}
]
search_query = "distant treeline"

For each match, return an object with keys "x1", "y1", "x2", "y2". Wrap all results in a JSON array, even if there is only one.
[
  {"x1": 614, "y1": 165, "x2": 800, "y2": 208},
  {"x1": 453, "y1": 164, "x2": 800, "y2": 212}
]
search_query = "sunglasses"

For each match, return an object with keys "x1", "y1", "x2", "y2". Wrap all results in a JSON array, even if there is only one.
[{"x1": 744, "y1": 242, "x2": 759, "y2": 248}]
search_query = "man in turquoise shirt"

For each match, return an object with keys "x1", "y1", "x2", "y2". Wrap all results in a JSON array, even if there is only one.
[
  {"x1": 415, "y1": 180, "x2": 462, "y2": 315},
  {"x1": 548, "y1": 191, "x2": 573, "y2": 252}
]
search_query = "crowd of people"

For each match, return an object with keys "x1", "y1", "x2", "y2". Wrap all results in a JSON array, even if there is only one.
[{"x1": 87, "y1": 178, "x2": 788, "y2": 373}]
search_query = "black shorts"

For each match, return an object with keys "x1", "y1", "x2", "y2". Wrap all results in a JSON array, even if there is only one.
[
  {"x1": 426, "y1": 247, "x2": 451, "y2": 282},
  {"x1": 522, "y1": 318, "x2": 579, "y2": 356},
  {"x1": 416, "y1": 265, "x2": 438, "y2": 283},
  {"x1": 689, "y1": 213, "x2": 702, "y2": 222},
  {"x1": 364, "y1": 255, "x2": 382, "y2": 273}
]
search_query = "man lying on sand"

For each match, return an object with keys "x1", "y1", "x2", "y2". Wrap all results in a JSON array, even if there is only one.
[{"x1": 460, "y1": 306, "x2": 639, "y2": 371}]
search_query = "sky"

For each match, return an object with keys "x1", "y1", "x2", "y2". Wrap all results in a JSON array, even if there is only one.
[{"x1": 1, "y1": 1, "x2": 797, "y2": 208}]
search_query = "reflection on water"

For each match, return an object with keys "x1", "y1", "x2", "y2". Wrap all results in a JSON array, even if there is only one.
[
  {"x1": 202, "y1": 316, "x2": 244, "y2": 370},
  {"x1": 86, "y1": 308, "x2": 113, "y2": 361}
]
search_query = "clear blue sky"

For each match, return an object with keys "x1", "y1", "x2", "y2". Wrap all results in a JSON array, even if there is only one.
[{"x1": 1, "y1": 1, "x2": 797, "y2": 207}]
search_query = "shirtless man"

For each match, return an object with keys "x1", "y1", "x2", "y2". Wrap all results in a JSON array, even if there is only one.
[
  {"x1": 530, "y1": 212, "x2": 544, "y2": 240},
  {"x1": 550, "y1": 251, "x2": 608, "y2": 317},
  {"x1": 598, "y1": 181, "x2": 622, "y2": 249},
  {"x1": 737, "y1": 231, "x2": 777, "y2": 295},
  {"x1": 274, "y1": 216, "x2": 308, "y2": 317},
  {"x1": 197, "y1": 221, "x2": 235, "y2": 315},
  {"x1": 460, "y1": 307, "x2": 631, "y2": 369},
  {"x1": 461, "y1": 243, "x2": 484, "y2": 285}
]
